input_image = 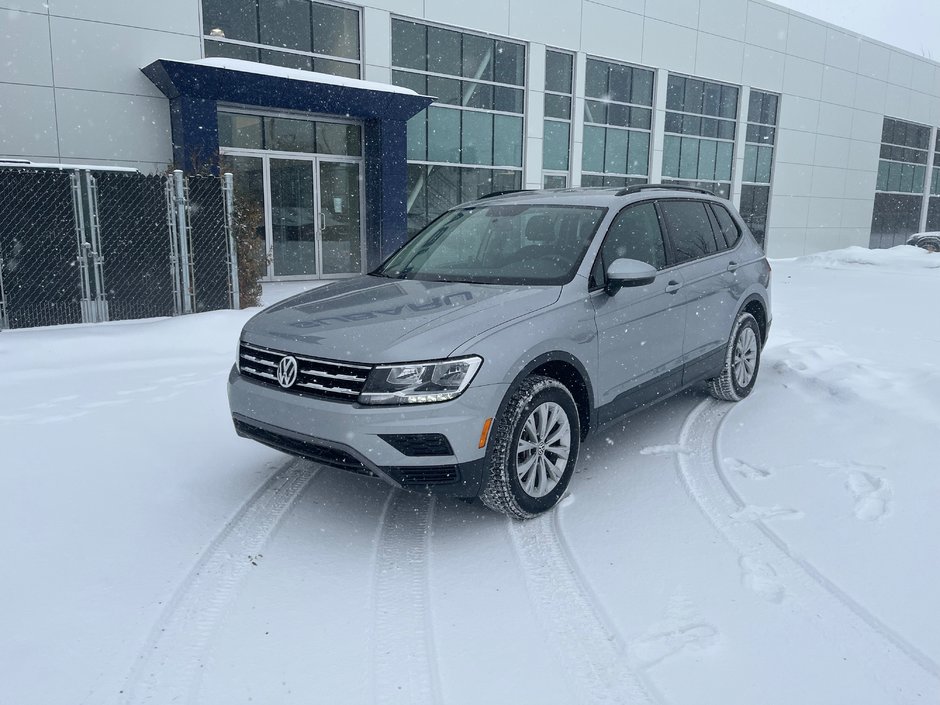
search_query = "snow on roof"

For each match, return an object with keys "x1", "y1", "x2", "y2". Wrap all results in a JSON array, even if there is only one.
[{"x1": 189, "y1": 58, "x2": 421, "y2": 97}]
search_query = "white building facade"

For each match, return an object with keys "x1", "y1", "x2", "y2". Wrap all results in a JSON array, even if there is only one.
[{"x1": 2, "y1": 0, "x2": 939, "y2": 266}]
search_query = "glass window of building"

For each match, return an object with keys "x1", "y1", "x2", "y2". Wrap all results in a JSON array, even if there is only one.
[
  {"x1": 217, "y1": 111, "x2": 362, "y2": 156},
  {"x1": 662, "y1": 75, "x2": 738, "y2": 199},
  {"x1": 392, "y1": 19, "x2": 526, "y2": 236},
  {"x1": 928, "y1": 130, "x2": 940, "y2": 231},
  {"x1": 739, "y1": 90, "x2": 778, "y2": 247},
  {"x1": 581, "y1": 58, "x2": 654, "y2": 188},
  {"x1": 543, "y1": 50, "x2": 573, "y2": 188},
  {"x1": 202, "y1": 0, "x2": 361, "y2": 79},
  {"x1": 870, "y1": 117, "x2": 931, "y2": 247}
]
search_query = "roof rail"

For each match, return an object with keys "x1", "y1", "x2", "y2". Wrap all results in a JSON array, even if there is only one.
[
  {"x1": 615, "y1": 183, "x2": 715, "y2": 197},
  {"x1": 477, "y1": 188, "x2": 531, "y2": 200}
]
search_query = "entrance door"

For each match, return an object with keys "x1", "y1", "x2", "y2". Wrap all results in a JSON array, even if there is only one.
[
  {"x1": 267, "y1": 157, "x2": 363, "y2": 279},
  {"x1": 318, "y1": 161, "x2": 362, "y2": 275},
  {"x1": 270, "y1": 158, "x2": 318, "y2": 277}
]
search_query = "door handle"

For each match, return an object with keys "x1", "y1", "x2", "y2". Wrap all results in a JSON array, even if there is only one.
[
  {"x1": 727, "y1": 261, "x2": 739, "y2": 272},
  {"x1": 665, "y1": 280, "x2": 682, "y2": 294}
]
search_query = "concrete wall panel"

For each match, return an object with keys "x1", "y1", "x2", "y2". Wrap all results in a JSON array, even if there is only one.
[
  {"x1": 1, "y1": 10, "x2": 53, "y2": 86},
  {"x1": 55, "y1": 89, "x2": 172, "y2": 165},
  {"x1": 48, "y1": 0, "x2": 199, "y2": 35},
  {"x1": 581, "y1": 2, "x2": 643, "y2": 65},
  {"x1": 510, "y1": 0, "x2": 581, "y2": 49},
  {"x1": 646, "y1": 0, "x2": 700, "y2": 30},
  {"x1": 741, "y1": 44, "x2": 785, "y2": 92},
  {"x1": 695, "y1": 32, "x2": 744, "y2": 85},
  {"x1": 0, "y1": 82, "x2": 58, "y2": 158},
  {"x1": 698, "y1": 0, "x2": 747, "y2": 41},
  {"x1": 816, "y1": 102, "x2": 853, "y2": 137},
  {"x1": 785, "y1": 14, "x2": 826, "y2": 63},
  {"x1": 425, "y1": 0, "x2": 509, "y2": 37},
  {"x1": 783, "y1": 54, "x2": 823, "y2": 100},
  {"x1": 642, "y1": 18, "x2": 697, "y2": 75},
  {"x1": 824, "y1": 29, "x2": 859, "y2": 73},
  {"x1": 820, "y1": 65, "x2": 856, "y2": 108},
  {"x1": 858, "y1": 40, "x2": 890, "y2": 81},
  {"x1": 50, "y1": 17, "x2": 201, "y2": 98},
  {"x1": 745, "y1": 1, "x2": 788, "y2": 53}
]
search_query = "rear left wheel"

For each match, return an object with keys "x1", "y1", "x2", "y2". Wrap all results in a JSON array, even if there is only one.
[{"x1": 707, "y1": 311, "x2": 762, "y2": 402}]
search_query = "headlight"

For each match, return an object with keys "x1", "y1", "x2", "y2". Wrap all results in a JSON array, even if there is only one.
[
  {"x1": 358, "y1": 356, "x2": 483, "y2": 405},
  {"x1": 235, "y1": 337, "x2": 242, "y2": 372}
]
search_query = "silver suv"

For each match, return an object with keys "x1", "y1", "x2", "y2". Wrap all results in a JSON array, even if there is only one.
[{"x1": 228, "y1": 185, "x2": 771, "y2": 519}]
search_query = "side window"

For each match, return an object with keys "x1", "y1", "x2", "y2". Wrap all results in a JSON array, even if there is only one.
[
  {"x1": 599, "y1": 202, "x2": 667, "y2": 272},
  {"x1": 659, "y1": 200, "x2": 719, "y2": 263},
  {"x1": 710, "y1": 203, "x2": 741, "y2": 249}
]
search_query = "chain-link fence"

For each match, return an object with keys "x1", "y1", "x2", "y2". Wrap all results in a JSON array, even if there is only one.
[
  {"x1": 93, "y1": 171, "x2": 177, "y2": 322},
  {"x1": 188, "y1": 174, "x2": 236, "y2": 313},
  {"x1": 0, "y1": 166, "x2": 237, "y2": 330},
  {"x1": 0, "y1": 169, "x2": 83, "y2": 329}
]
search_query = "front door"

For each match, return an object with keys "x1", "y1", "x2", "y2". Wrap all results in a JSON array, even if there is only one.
[
  {"x1": 591, "y1": 202, "x2": 686, "y2": 410},
  {"x1": 268, "y1": 157, "x2": 363, "y2": 279}
]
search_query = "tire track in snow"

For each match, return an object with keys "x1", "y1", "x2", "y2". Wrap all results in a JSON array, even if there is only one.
[
  {"x1": 118, "y1": 458, "x2": 320, "y2": 705},
  {"x1": 507, "y1": 508, "x2": 664, "y2": 705},
  {"x1": 370, "y1": 491, "x2": 442, "y2": 705},
  {"x1": 678, "y1": 398, "x2": 940, "y2": 693}
]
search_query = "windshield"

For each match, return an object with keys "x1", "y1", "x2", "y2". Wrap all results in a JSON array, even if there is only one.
[{"x1": 374, "y1": 203, "x2": 607, "y2": 285}]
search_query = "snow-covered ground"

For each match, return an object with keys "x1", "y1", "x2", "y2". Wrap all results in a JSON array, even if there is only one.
[{"x1": 1, "y1": 246, "x2": 938, "y2": 705}]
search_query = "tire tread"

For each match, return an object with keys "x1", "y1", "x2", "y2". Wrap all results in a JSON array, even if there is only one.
[{"x1": 480, "y1": 376, "x2": 576, "y2": 520}]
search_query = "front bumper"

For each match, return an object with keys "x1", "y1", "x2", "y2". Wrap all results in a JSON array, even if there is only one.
[{"x1": 227, "y1": 366, "x2": 508, "y2": 497}]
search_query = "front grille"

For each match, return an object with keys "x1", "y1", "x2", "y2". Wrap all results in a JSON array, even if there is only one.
[
  {"x1": 239, "y1": 341, "x2": 371, "y2": 402},
  {"x1": 233, "y1": 418, "x2": 375, "y2": 476},
  {"x1": 379, "y1": 433, "x2": 454, "y2": 457},
  {"x1": 389, "y1": 466, "x2": 460, "y2": 486}
]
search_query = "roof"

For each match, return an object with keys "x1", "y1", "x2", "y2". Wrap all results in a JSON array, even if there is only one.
[
  {"x1": 189, "y1": 58, "x2": 421, "y2": 97},
  {"x1": 143, "y1": 59, "x2": 433, "y2": 122}
]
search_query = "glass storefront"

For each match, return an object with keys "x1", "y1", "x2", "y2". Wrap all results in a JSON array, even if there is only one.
[{"x1": 220, "y1": 110, "x2": 363, "y2": 280}]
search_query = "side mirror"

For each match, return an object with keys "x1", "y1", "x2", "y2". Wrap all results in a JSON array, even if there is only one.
[{"x1": 605, "y1": 258, "x2": 657, "y2": 296}]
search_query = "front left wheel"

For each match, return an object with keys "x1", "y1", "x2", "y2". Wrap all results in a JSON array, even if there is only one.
[{"x1": 480, "y1": 375, "x2": 580, "y2": 520}]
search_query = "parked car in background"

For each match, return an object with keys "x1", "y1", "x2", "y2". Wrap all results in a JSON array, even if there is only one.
[
  {"x1": 907, "y1": 232, "x2": 940, "y2": 252},
  {"x1": 228, "y1": 185, "x2": 772, "y2": 519}
]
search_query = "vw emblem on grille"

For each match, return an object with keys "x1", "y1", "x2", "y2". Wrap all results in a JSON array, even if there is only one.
[{"x1": 276, "y1": 356, "x2": 298, "y2": 388}]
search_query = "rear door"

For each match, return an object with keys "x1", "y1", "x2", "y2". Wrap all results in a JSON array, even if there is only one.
[
  {"x1": 657, "y1": 199, "x2": 739, "y2": 382},
  {"x1": 591, "y1": 201, "x2": 685, "y2": 411}
]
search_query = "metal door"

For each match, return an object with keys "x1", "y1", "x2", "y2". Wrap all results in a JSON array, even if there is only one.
[{"x1": 266, "y1": 156, "x2": 363, "y2": 279}]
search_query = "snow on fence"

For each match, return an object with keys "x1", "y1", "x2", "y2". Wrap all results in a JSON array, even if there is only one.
[{"x1": 0, "y1": 167, "x2": 238, "y2": 330}]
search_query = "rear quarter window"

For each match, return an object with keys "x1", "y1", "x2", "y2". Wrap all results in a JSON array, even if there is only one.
[{"x1": 710, "y1": 203, "x2": 742, "y2": 249}]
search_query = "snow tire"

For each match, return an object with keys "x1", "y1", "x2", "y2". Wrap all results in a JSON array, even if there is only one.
[
  {"x1": 707, "y1": 311, "x2": 762, "y2": 402},
  {"x1": 480, "y1": 375, "x2": 580, "y2": 520}
]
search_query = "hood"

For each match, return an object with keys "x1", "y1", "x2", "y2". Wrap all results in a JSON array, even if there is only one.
[{"x1": 241, "y1": 275, "x2": 561, "y2": 363}]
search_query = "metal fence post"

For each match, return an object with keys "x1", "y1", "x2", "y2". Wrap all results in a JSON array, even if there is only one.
[
  {"x1": 166, "y1": 175, "x2": 183, "y2": 315},
  {"x1": 70, "y1": 170, "x2": 97, "y2": 323},
  {"x1": 173, "y1": 170, "x2": 194, "y2": 314},
  {"x1": 222, "y1": 172, "x2": 240, "y2": 310},
  {"x1": 85, "y1": 172, "x2": 109, "y2": 322},
  {"x1": 0, "y1": 254, "x2": 7, "y2": 329}
]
